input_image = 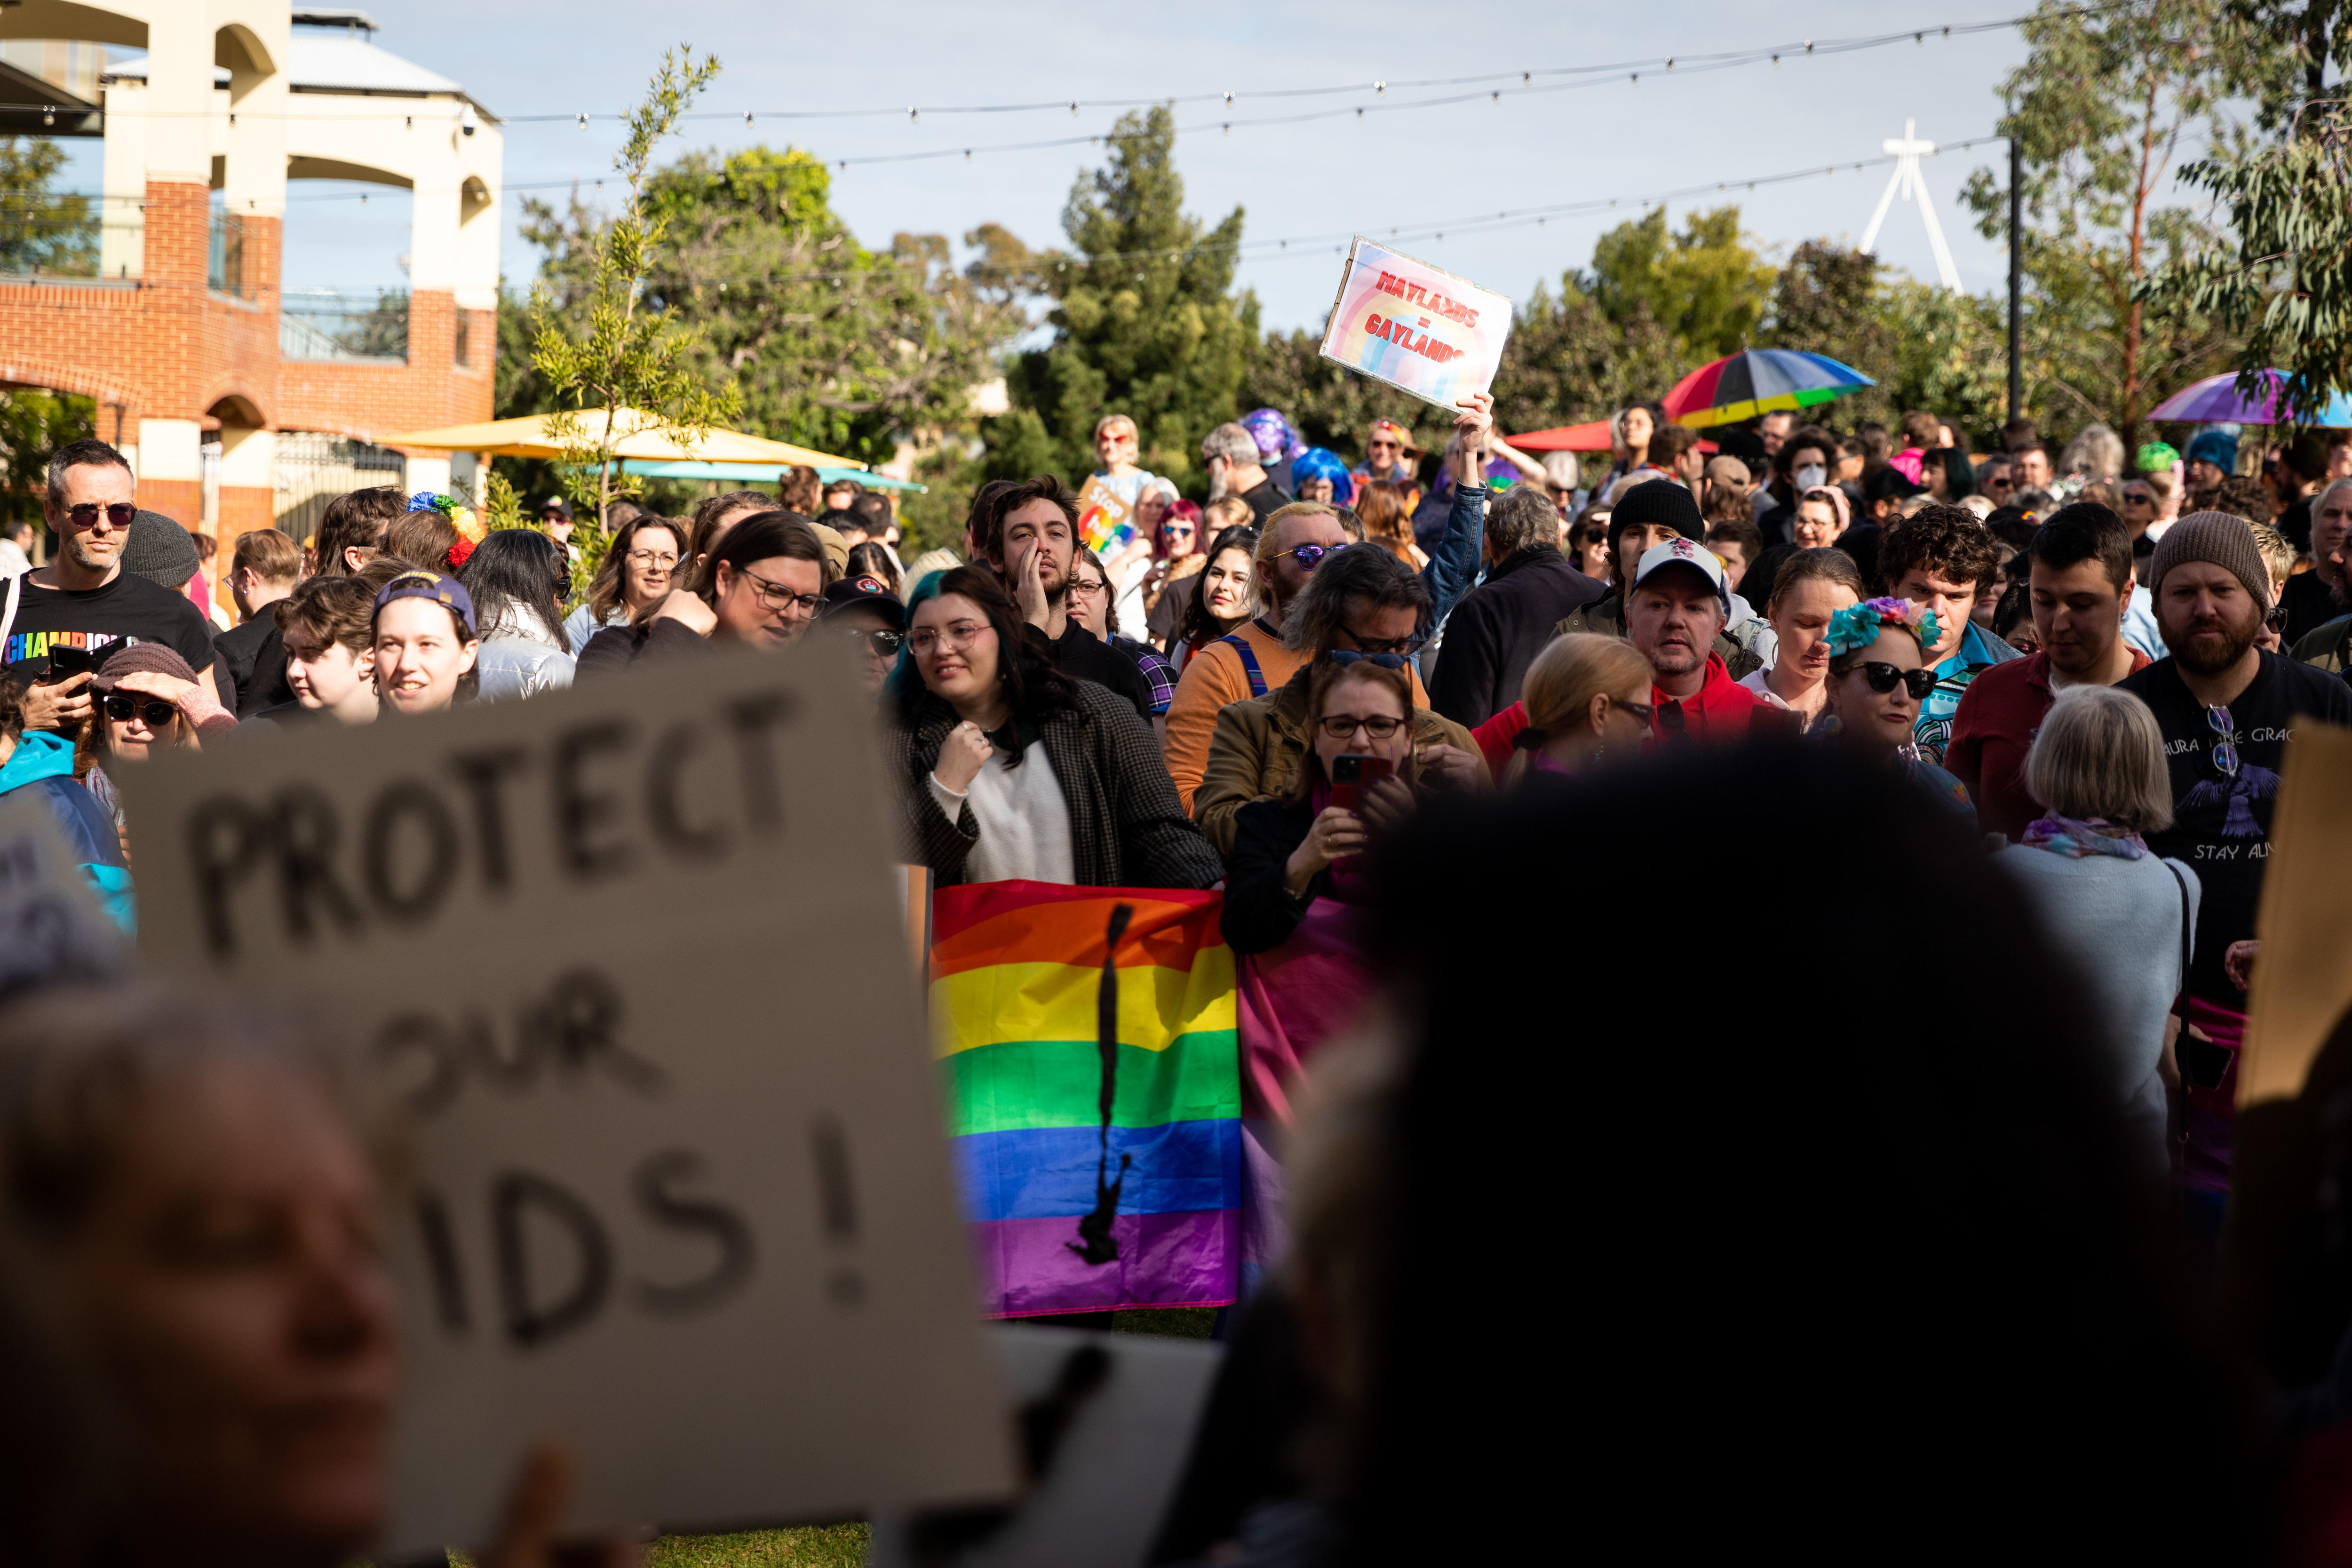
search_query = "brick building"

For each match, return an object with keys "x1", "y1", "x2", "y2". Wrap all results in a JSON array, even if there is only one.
[{"x1": 0, "y1": 2, "x2": 501, "y2": 578}]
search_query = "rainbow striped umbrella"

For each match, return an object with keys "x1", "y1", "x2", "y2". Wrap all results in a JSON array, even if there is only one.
[{"x1": 1662, "y1": 349, "x2": 1875, "y2": 430}]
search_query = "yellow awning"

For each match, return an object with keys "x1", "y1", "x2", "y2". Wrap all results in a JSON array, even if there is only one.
[{"x1": 381, "y1": 408, "x2": 865, "y2": 470}]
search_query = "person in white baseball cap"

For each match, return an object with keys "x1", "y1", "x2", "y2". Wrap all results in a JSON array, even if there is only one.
[{"x1": 1624, "y1": 536, "x2": 1765, "y2": 742}]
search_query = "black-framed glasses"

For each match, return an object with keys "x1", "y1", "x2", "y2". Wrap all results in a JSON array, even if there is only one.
[
  {"x1": 1611, "y1": 696, "x2": 1656, "y2": 724},
  {"x1": 64, "y1": 502, "x2": 136, "y2": 529},
  {"x1": 103, "y1": 695, "x2": 175, "y2": 726},
  {"x1": 740, "y1": 570, "x2": 823, "y2": 615},
  {"x1": 837, "y1": 626, "x2": 904, "y2": 657},
  {"x1": 1317, "y1": 713, "x2": 1405, "y2": 740},
  {"x1": 1327, "y1": 648, "x2": 1414, "y2": 669},
  {"x1": 1857, "y1": 661, "x2": 1936, "y2": 700},
  {"x1": 1279, "y1": 542, "x2": 1349, "y2": 570},
  {"x1": 2206, "y1": 704, "x2": 2239, "y2": 779}
]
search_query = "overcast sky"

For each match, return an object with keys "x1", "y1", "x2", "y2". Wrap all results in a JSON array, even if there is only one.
[{"x1": 100, "y1": 2, "x2": 2074, "y2": 327}]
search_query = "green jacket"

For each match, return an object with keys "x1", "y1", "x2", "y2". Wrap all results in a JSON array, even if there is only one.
[{"x1": 2292, "y1": 613, "x2": 2352, "y2": 675}]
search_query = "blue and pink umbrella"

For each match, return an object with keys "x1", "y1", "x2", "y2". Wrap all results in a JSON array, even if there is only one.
[{"x1": 2147, "y1": 370, "x2": 2352, "y2": 426}]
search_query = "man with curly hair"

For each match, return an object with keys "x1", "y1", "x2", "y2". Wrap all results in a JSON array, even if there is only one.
[{"x1": 1876, "y1": 503, "x2": 2021, "y2": 762}]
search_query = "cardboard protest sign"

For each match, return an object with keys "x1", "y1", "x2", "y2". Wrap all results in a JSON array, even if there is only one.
[
  {"x1": 2236, "y1": 721, "x2": 2352, "y2": 1106},
  {"x1": 119, "y1": 638, "x2": 1013, "y2": 1554},
  {"x1": 0, "y1": 788, "x2": 129, "y2": 989},
  {"x1": 1318, "y1": 238, "x2": 1512, "y2": 411},
  {"x1": 869, "y1": 1325, "x2": 1224, "y2": 1568},
  {"x1": 1075, "y1": 476, "x2": 1136, "y2": 556}
]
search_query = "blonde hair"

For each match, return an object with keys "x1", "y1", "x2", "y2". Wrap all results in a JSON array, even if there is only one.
[
  {"x1": 1203, "y1": 495, "x2": 1254, "y2": 534},
  {"x1": 2024, "y1": 685, "x2": 2174, "y2": 833},
  {"x1": 2249, "y1": 521, "x2": 2296, "y2": 595},
  {"x1": 1256, "y1": 501, "x2": 1341, "y2": 577},
  {"x1": 1509, "y1": 633, "x2": 1653, "y2": 783}
]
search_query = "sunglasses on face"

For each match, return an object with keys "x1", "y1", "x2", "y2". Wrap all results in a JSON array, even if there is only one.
[
  {"x1": 1279, "y1": 542, "x2": 1348, "y2": 570},
  {"x1": 1328, "y1": 648, "x2": 1416, "y2": 668},
  {"x1": 836, "y1": 626, "x2": 905, "y2": 657},
  {"x1": 1612, "y1": 696, "x2": 1656, "y2": 724},
  {"x1": 104, "y1": 695, "x2": 176, "y2": 726},
  {"x1": 1855, "y1": 662, "x2": 1936, "y2": 700},
  {"x1": 65, "y1": 502, "x2": 136, "y2": 529}
]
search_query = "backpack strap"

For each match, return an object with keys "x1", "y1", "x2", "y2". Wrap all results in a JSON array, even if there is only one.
[
  {"x1": 1216, "y1": 632, "x2": 1267, "y2": 699},
  {"x1": 2164, "y1": 860, "x2": 2192, "y2": 1017}
]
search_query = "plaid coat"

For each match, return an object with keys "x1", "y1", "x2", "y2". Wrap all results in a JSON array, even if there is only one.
[{"x1": 891, "y1": 680, "x2": 1222, "y2": 891}]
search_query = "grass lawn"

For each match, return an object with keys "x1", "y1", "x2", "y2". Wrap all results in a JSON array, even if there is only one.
[{"x1": 624, "y1": 1307, "x2": 1214, "y2": 1564}]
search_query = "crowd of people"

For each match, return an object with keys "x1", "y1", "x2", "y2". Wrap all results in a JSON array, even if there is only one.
[{"x1": 3, "y1": 379, "x2": 2352, "y2": 1564}]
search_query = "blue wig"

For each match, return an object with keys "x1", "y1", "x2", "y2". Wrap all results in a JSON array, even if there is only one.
[{"x1": 1291, "y1": 446, "x2": 1354, "y2": 507}]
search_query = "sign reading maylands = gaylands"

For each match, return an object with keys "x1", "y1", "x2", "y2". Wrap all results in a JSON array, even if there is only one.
[{"x1": 1318, "y1": 237, "x2": 1512, "y2": 410}]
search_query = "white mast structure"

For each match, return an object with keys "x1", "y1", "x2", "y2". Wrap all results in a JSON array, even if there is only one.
[{"x1": 1859, "y1": 119, "x2": 1962, "y2": 293}]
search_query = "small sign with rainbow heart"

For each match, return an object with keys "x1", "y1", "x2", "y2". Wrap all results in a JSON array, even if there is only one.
[{"x1": 1317, "y1": 237, "x2": 1512, "y2": 411}]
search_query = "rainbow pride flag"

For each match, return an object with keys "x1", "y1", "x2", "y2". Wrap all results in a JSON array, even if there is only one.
[{"x1": 929, "y1": 881, "x2": 1241, "y2": 1318}]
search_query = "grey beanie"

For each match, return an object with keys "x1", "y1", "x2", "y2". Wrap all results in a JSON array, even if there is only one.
[
  {"x1": 121, "y1": 510, "x2": 203, "y2": 591},
  {"x1": 2151, "y1": 510, "x2": 2272, "y2": 609}
]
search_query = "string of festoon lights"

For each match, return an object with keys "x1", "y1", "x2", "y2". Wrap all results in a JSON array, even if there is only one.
[{"x1": 246, "y1": 135, "x2": 2007, "y2": 299}]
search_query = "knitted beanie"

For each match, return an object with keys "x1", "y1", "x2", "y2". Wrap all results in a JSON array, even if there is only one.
[
  {"x1": 92, "y1": 641, "x2": 199, "y2": 692},
  {"x1": 120, "y1": 510, "x2": 202, "y2": 591},
  {"x1": 1609, "y1": 476, "x2": 1702, "y2": 544},
  {"x1": 2151, "y1": 510, "x2": 2272, "y2": 609}
]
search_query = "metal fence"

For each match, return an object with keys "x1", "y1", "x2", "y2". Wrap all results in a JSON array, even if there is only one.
[
  {"x1": 271, "y1": 431, "x2": 408, "y2": 546},
  {"x1": 279, "y1": 289, "x2": 409, "y2": 364}
]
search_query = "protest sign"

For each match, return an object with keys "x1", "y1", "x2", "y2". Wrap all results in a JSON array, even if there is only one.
[
  {"x1": 119, "y1": 638, "x2": 1013, "y2": 1554},
  {"x1": 1076, "y1": 476, "x2": 1136, "y2": 557},
  {"x1": 2236, "y1": 721, "x2": 2352, "y2": 1106},
  {"x1": 869, "y1": 1325, "x2": 1223, "y2": 1568},
  {"x1": 0, "y1": 788, "x2": 129, "y2": 990},
  {"x1": 1318, "y1": 238, "x2": 1512, "y2": 411}
]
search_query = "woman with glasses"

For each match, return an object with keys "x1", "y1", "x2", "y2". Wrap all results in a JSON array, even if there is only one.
[
  {"x1": 1068, "y1": 547, "x2": 1177, "y2": 740},
  {"x1": 577, "y1": 512, "x2": 834, "y2": 676},
  {"x1": 1569, "y1": 504, "x2": 1613, "y2": 580},
  {"x1": 815, "y1": 573, "x2": 906, "y2": 694},
  {"x1": 76, "y1": 643, "x2": 238, "y2": 857},
  {"x1": 1140, "y1": 497, "x2": 1208, "y2": 646},
  {"x1": 888, "y1": 566, "x2": 1219, "y2": 890},
  {"x1": 564, "y1": 512, "x2": 685, "y2": 653},
  {"x1": 456, "y1": 529, "x2": 575, "y2": 703},
  {"x1": 1499, "y1": 633, "x2": 1655, "y2": 781},
  {"x1": 1821, "y1": 597, "x2": 1973, "y2": 814}
]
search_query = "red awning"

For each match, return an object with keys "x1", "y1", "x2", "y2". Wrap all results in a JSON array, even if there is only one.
[{"x1": 1507, "y1": 420, "x2": 1713, "y2": 455}]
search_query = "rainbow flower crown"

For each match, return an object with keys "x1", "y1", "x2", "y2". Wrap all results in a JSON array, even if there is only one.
[
  {"x1": 1825, "y1": 596, "x2": 1940, "y2": 658},
  {"x1": 407, "y1": 491, "x2": 485, "y2": 568}
]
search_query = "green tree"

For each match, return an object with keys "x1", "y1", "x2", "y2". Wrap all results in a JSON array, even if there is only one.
[
  {"x1": 527, "y1": 44, "x2": 740, "y2": 588},
  {"x1": 986, "y1": 106, "x2": 1257, "y2": 490},
  {"x1": 1238, "y1": 326, "x2": 1440, "y2": 467},
  {"x1": 0, "y1": 386, "x2": 92, "y2": 525},
  {"x1": 0, "y1": 135, "x2": 95, "y2": 277},
  {"x1": 2142, "y1": 2, "x2": 2352, "y2": 424},
  {"x1": 1962, "y1": 0, "x2": 2259, "y2": 446},
  {"x1": 1582, "y1": 206, "x2": 1775, "y2": 367},
  {"x1": 523, "y1": 147, "x2": 1025, "y2": 467},
  {"x1": 1763, "y1": 241, "x2": 2010, "y2": 443},
  {"x1": 1489, "y1": 278, "x2": 1681, "y2": 436}
]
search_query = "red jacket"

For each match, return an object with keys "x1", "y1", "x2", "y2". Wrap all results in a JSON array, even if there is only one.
[
  {"x1": 1946, "y1": 648, "x2": 2153, "y2": 841},
  {"x1": 1650, "y1": 653, "x2": 1761, "y2": 745}
]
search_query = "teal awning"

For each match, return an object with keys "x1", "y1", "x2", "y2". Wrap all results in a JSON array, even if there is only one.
[{"x1": 618, "y1": 459, "x2": 927, "y2": 493}]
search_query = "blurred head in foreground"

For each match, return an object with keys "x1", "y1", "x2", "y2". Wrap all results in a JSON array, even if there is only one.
[
  {"x1": 0, "y1": 985, "x2": 395, "y2": 1568},
  {"x1": 1287, "y1": 741, "x2": 2259, "y2": 1563}
]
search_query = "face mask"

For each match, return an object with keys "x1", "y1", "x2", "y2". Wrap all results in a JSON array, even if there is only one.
[{"x1": 1795, "y1": 464, "x2": 1828, "y2": 491}]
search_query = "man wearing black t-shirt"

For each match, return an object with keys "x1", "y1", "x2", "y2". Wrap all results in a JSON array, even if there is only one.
[
  {"x1": 2119, "y1": 511, "x2": 2352, "y2": 1214},
  {"x1": 8, "y1": 439, "x2": 219, "y2": 733},
  {"x1": 977, "y1": 474, "x2": 1155, "y2": 722}
]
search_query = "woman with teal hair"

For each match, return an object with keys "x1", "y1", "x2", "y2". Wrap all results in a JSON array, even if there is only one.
[
  {"x1": 1821, "y1": 596, "x2": 1973, "y2": 815},
  {"x1": 1289, "y1": 447, "x2": 1355, "y2": 507}
]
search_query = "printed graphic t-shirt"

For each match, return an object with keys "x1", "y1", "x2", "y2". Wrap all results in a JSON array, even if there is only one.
[
  {"x1": 2118, "y1": 650, "x2": 2352, "y2": 1002},
  {"x1": 2, "y1": 571, "x2": 219, "y2": 718}
]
